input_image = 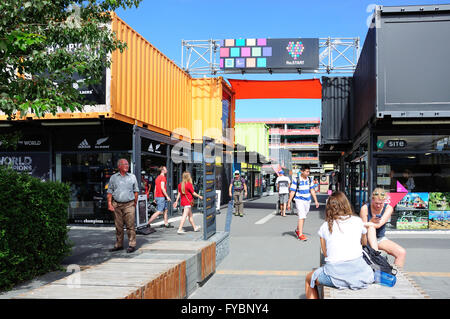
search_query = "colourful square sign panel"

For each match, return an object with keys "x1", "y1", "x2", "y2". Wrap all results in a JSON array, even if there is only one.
[
  {"x1": 219, "y1": 38, "x2": 319, "y2": 73},
  {"x1": 219, "y1": 38, "x2": 271, "y2": 71}
]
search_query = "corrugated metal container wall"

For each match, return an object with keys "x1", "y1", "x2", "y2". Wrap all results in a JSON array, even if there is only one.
[
  {"x1": 191, "y1": 78, "x2": 223, "y2": 144},
  {"x1": 223, "y1": 79, "x2": 236, "y2": 148},
  {"x1": 320, "y1": 76, "x2": 353, "y2": 144},
  {"x1": 235, "y1": 123, "x2": 269, "y2": 158},
  {"x1": 352, "y1": 26, "x2": 376, "y2": 140},
  {"x1": 110, "y1": 14, "x2": 192, "y2": 137},
  {"x1": 376, "y1": 5, "x2": 450, "y2": 118}
]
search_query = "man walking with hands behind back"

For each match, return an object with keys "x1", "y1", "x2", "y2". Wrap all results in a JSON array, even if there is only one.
[
  {"x1": 107, "y1": 158, "x2": 139, "y2": 253},
  {"x1": 287, "y1": 164, "x2": 319, "y2": 241}
]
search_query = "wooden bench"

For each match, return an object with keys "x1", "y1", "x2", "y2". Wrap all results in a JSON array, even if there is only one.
[
  {"x1": 15, "y1": 258, "x2": 186, "y2": 299},
  {"x1": 317, "y1": 252, "x2": 430, "y2": 299},
  {"x1": 15, "y1": 240, "x2": 216, "y2": 299}
]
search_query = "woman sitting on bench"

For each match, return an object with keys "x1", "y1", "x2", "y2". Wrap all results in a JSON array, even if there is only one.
[
  {"x1": 360, "y1": 188, "x2": 406, "y2": 268},
  {"x1": 305, "y1": 191, "x2": 374, "y2": 299}
]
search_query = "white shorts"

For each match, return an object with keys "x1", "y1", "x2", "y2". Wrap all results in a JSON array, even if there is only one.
[{"x1": 294, "y1": 199, "x2": 311, "y2": 219}]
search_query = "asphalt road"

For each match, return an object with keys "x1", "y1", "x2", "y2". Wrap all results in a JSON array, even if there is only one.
[{"x1": 189, "y1": 194, "x2": 450, "y2": 299}]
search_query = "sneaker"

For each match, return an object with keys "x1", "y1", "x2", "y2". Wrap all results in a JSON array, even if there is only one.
[
  {"x1": 177, "y1": 229, "x2": 186, "y2": 234},
  {"x1": 194, "y1": 225, "x2": 201, "y2": 232},
  {"x1": 299, "y1": 234, "x2": 308, "y2": 241},
  {"x1": 239, "y1": 213, "x2": 243, "y2": 217},
  {"x1": 109, "y1": 246, "x2": 124, "y2": 252},
  {"x1": 163, "y1": 223, "x2": 174, "y2": 228},
  {"x1": 294, "y1": 229, "x2": 300, "y2": 238}
]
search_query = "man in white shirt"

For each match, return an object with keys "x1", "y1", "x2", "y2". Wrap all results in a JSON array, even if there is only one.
[{"x1": 275, "y1": 170, "x2": 291, "y2": 217}]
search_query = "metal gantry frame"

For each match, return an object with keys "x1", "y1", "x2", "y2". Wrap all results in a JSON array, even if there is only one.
[
  {"x1": 181, "y1": 37, "x2": 360, "y2": 76},
  {"x1": 181, "y1": 39, "x2": 220, "y2": 75}
]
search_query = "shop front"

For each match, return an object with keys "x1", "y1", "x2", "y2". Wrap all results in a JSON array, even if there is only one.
[
  {"x1": 373, "y1": 129, "x2": 450, "y2": 230},
  {"x1": 52, "y1": 121, "x2": 132, "y2": 224},
  {"x1": 0, "y1": 120, "x2": 187, "y2": 224},
  {"x1": 240, "y1": 162, "x2": 262, "y2": 199},
  {"x1": 344, "y1": 140, "x2": 369, "y2": 214},
  {"x1": 346, "y1": 126, "x2": 450, "y2": 230},
  {"x1": 0, "y1": 128, "x2": 51, "y2": 181}
]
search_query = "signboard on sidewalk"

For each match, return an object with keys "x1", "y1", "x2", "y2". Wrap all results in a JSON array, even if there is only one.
[
  {"x1": 203, "y1": 138, "x2": 216, "y2": 240},
  {"x1": 135, "y1": 194, "x2": 148, "y2": 228}
]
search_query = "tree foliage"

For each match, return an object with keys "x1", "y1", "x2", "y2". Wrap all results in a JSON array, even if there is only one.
[{"x1": 0, "y1": 0, "x2": 141, "y2": 119}]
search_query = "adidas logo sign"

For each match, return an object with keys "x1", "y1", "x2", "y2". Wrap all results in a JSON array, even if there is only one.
[
  {"x1": 78, "y1": 139, "x2": 91, "y2": 149},
  {"x1": 148, "y1": 143, "x2": 162, "y2": 154}
]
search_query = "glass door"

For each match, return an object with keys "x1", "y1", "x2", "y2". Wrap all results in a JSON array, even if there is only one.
[{"x1": 347, "y1": 155, "x2": 368, "y2": 214}]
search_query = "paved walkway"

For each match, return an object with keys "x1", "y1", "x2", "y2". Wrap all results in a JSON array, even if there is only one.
[{"x1": 1, "y1": 194, "x2": 450, "y2": 299}]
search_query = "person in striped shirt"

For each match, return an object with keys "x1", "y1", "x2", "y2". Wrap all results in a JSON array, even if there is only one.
[{"x1": 287, "y1": 164, "x2": 319, "y2": 241}]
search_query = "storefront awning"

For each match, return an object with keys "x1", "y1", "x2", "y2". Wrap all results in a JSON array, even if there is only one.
[{"x1": 228, "y1": 79, "x2": 322, "y2": 100}]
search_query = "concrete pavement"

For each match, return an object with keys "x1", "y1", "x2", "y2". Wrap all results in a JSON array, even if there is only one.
[
  {"x1": 1, "y1": 193, "x2": 449, "y2": 299},
  {"x1": 191, "y1": 194, "x2": 450, "y2": 299}
]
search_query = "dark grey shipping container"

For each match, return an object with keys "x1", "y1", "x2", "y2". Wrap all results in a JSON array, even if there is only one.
[
  {"x1": 353, "y1": 4, "x2": 450, "y2": 137},
  {"x1": 320, "y1": 76, "x2": 353, "y2": 144},
  {"x1": 352, "y1": 25, "x2": 376, "y2": 140}
]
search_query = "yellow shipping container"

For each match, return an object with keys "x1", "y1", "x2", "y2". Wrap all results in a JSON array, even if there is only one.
[{"x1": 191, "y1": 77, "x2": 235, "y2": 146}]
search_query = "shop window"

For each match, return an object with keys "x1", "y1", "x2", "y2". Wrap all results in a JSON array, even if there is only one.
[
  {"x1": 58, "y1": 152, "x2": 130, "y2": 223},
  {"x1": 375, "y1": 153, "x2": 450, "y2": 230},
  {"x1": 222, "y1": 98, "x2": 231, "y2": 138},
  {"x1": 141, "y1": 155, "x2": 168, "y2": 202}
]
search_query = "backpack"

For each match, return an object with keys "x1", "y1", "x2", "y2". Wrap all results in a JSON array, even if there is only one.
[
  {"x1": 294, "y1": 173, "x2": 314, "y2": 195},
  {"x1": 362, "y1": 245, "x2": 398, "y2": 276}
]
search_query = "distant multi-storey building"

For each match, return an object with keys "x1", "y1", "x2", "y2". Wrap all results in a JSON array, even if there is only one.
[{"x1": 236, "y1": 118, "x2": 321, "y2": 177}]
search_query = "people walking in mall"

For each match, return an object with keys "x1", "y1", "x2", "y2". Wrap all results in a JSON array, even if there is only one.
[
  {"x1": 147, "y1": 166, "x2": 174, "y2": 229},
  {"x1": 305, "y1": 191, "x2": 374, "y2": 299},
  {"x1": 287, "y1": 164, "x2": 319, "y2": 241},
  {"x1": 360, "y1": 188, "x2": 407, "y2": 268},
  {"x1": 229, "y1": 170, "x2": 247, "y2": 217},
  {"x1": 275, "y1": 170, "x2": 291, "y2": 217},
  {"x1": 173, "y1": 171, "x2": 203, "y2": 234},
  {"x1": 107, "y1": 158, "x2": 139, "y2": 253}
]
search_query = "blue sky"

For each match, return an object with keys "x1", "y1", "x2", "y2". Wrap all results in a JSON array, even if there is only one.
[{"x1": 115, "y1": 0, "x2": 444, "y2": 120}]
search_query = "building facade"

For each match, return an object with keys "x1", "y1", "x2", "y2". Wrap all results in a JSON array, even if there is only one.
[
  {"x1": 0, "y1": 14, "x2": 236, "y2": 224},
  {"x1": 319, "y1": 5, "x2": 450, "y2": 230},
  {"x1": 236, "y1": 118, "x2": 321, "y2": 193}
]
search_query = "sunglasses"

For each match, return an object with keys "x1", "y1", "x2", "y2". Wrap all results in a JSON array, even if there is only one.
[{"x1": 373, "y1": 192, "x2": 386, "y2": 199}]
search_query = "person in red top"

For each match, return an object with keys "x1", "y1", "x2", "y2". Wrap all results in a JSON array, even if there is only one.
[
  {"x1": 173, "y1": 171, "x2": 203, "y2": 234},
  {"x1": 147, "y1": 166, "x2": 173, "y2": 229}
]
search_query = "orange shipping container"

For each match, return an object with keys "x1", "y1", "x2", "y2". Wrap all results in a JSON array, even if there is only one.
[
  {"x1": 110, "y1": 14, "x2": 192, "y2": 138},
  {"x1": 0, "y1": 14, "x2": 235, "y2": 146}
]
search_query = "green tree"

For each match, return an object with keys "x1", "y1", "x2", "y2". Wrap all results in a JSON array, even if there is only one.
[{"x1": 0, "y1": 0, "x2": 141, "y2": 119}]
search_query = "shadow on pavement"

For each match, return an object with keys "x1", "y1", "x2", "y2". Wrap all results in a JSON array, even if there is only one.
[{"x1": 244, "y1": 202, "x2": 277, "y2": 209}]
